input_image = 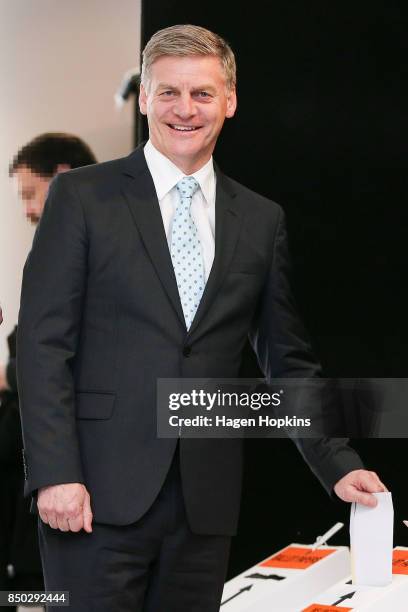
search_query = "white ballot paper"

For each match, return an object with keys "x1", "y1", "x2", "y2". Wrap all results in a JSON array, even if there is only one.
[{"x1": 350, "y1": 492, "x2": 393, "y2": 586}]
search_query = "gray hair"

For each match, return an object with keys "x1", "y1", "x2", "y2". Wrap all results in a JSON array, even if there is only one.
[{"x1": 141, "y1": 24, "x2": 236, "y2": 91}]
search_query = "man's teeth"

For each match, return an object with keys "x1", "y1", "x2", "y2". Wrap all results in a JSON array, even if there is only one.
[{"x1": 171, "y1": 125, "x2": 198, "y2": 131}]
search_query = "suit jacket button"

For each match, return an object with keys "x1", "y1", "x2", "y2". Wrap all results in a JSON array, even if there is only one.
[{"x1": 183, "y1": 345, "x2": 191, "y2": 357}]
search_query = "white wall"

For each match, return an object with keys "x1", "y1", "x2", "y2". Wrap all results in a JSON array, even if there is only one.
[{"x1": 0, "y1": 0, "x2": 141, "y2": 362}]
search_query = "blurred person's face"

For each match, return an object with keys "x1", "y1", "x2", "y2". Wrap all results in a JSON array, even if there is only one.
[
  {"x1": 139, "y1": 55, "x2": 236, "y2": 174},
  {"x1": 13, "y1": 166, "x2": 51, "y2": 224},
  {"x1": 12, "y1": 164, "x2": 70, "y2": 224}
]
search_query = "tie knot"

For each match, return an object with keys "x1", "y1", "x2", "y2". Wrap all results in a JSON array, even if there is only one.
[{"x1": 176, "y1": 176, "x2": 199, "y2": 199}]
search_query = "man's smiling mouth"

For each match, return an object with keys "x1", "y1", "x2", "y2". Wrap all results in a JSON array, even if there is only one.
[{"x1": 168, "y1": 124, "x2": 202, "y2": 131}]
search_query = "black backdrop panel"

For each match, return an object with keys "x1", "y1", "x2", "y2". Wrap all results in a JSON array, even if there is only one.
[{"x1": 141, "y1": 2, "x2": 408, "y2": 577}]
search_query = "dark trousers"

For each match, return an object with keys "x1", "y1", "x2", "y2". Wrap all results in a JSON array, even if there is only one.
[{"x1": 38, "y1": 450, "x2": 231, "y2": 611}]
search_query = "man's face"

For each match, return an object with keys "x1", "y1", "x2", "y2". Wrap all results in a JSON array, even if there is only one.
[
  {"x1": 12, "y1": 165, "x2": 51, "y2": 224},
  {"x1": 139, "y1": 55, "x2": 237, "y2": 174}
]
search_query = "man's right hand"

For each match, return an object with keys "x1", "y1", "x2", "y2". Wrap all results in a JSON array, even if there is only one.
[{"x1": 38, "y1": 483, "x2": 93, "y2": 533}]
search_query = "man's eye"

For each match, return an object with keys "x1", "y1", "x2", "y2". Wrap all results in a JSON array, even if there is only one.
[
  {"x1": 161, "y1": 90, "x2": 175, "y2": 96},
  {"x1": 197, "y1": 91, "x2": 210, "y2": 98}
]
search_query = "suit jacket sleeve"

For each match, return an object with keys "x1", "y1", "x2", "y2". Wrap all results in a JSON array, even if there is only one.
[
  {"x1": 17, "y1": 173, "x2": 87, "y2": 496},
  {"x1": 249, "y1": 206, "x2": 364, "y2": 495}
]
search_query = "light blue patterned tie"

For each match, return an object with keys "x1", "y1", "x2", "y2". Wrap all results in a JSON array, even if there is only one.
[{"x1": 170, "y1": 176, "x2": 205, "y2": 330}]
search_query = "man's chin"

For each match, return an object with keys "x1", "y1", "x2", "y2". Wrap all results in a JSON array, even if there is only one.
[
  {"x1": 27, "y1": 215, "x2": 40, "y2": 225},
  {"x1": 169, "y1": 142, "x2": 210, "y2": 162}
]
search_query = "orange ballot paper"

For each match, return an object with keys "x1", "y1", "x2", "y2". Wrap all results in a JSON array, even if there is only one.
[
  {"x1": 220, "y1": 542, "x2": 350, "y2": 611},
  {"x1": 300, "y1": 547, "x2": 408, "y2": 611}
]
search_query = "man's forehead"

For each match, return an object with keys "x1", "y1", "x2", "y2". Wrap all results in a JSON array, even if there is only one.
[
  {"x1": 15, "y1": 165, "x2": 45, "y2": 181},
  {"x1": 15, "y1": 165, "x2": 36, "y2": 179},
  {"x1": 150, "y1": 55, "x2": 225, "y2": 81}
]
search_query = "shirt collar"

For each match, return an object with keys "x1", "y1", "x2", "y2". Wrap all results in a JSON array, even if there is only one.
[{"x1": 144, "y1": 139, "x2": 214, "y2": 206}]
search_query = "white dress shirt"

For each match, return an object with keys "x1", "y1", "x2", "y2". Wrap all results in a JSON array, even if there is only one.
[{"x1": 143, "y1": 139, "x2": 216, "y2": 281}]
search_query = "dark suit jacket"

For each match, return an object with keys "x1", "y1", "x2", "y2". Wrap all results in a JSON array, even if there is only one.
[
  {"x1": 0, "y1": 328, "x2": 21, "y2": 465},
  {"x1": 17, "y1": 146, "x2": 364, "y2": 535},
  {"x1": 0, "y1": 327, "x2": 42, "y2": 577}
]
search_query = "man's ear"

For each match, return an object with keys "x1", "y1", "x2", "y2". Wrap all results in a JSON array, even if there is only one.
[
  {"x1": 139, "y1": 84, "x2": 148, "y2": 115},
  {"x1": 55, "y1": 164, "x2": 71, "y2": 174},
  {"x1": 225, "y1": 88, "x2": 237, "y2": 119}
]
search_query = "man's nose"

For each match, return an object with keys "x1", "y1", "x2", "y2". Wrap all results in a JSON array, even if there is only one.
[
  {"x1": 174, "y1": 93, "x2": 197, "y2": 119},
  {"x1": 24, "y1": 201, "x2": 36, "y2": 218}
]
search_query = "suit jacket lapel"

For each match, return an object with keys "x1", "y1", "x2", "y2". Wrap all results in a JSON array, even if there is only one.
[
  {"x1": 187, "y1": 167, "x2": 243, "y2": 338},
  {"x1": 120, "y1": 147, "x2": 186, "y2": 327}
]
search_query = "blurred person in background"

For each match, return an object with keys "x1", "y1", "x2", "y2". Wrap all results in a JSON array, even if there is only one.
[
  {"x1": 0, "y1": 133, "x2": 96, "y2": 610},
  {"x1": 9, "y1": 132, "x2": 97, "y2": 224}
]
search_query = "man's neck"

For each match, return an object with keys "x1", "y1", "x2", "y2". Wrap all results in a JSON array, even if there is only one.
[
  {"x1": 148, "y1": 141, "x2": 212, "y2": 175},
  {"x1": 170, "y1": 157, "x2": 209, "y2": 175}
]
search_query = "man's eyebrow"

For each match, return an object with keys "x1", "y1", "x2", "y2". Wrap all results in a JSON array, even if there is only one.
[
  {"x1": 192, "y1": 84, "x2": 216, "y2": 91},
  {"x1": 156, "y1": 83, "x2": 178, "y2": 91},
  {"x1": 155, "y1": 83, "x2": 217, "y2": 93}
]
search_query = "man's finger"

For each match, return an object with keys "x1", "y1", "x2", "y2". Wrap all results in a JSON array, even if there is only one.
[
  {"x1": 358, "y1": 471, "x2": 388, "y2": 493},
  {"x1": 39, "y1": 511, "x2": 49, "y2": 525},
  {"x1": 47, "y1": 514, "x2": 58, "y2": 529},
  {"x1": 83, "y1": 509, "x2": 93, "y2": 533},
  {"x1": 56, "y1": 516, "x2": 70, "y2": 532},
  {"x1": 66, "y1": 515, "x2": 84, "y2": 533},
  {"x1": 352, "y1": 490, "x2": 378, "y2": 507},
  {"x1": 82, "y1": 495, "x2": 93, "y2": 533},
  {"x1": 374, "y1": 479, "x2": 388, "y2": 492},
  {"x1": 371, "y1": 473, "x2": 388, "y2": 492}
]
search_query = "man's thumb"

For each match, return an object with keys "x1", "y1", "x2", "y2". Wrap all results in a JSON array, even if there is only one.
[
  {"x1": 82, "y1": 494, "x2": 93, "y2": 533},
  {"x1": 354, "y1": 491, "x2": 377, "y2": 508}
]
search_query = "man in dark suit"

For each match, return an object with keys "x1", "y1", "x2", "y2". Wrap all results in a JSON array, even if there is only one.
[
  {"x1": 17, "y1": 25, "x2": 386, "y2": 612},
  {"x1": 0, "y1": 326, "x2": 44, "y2": 612},
  {"x1": 0, "y1": 134, "x2": 96, "y2": 609}
]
